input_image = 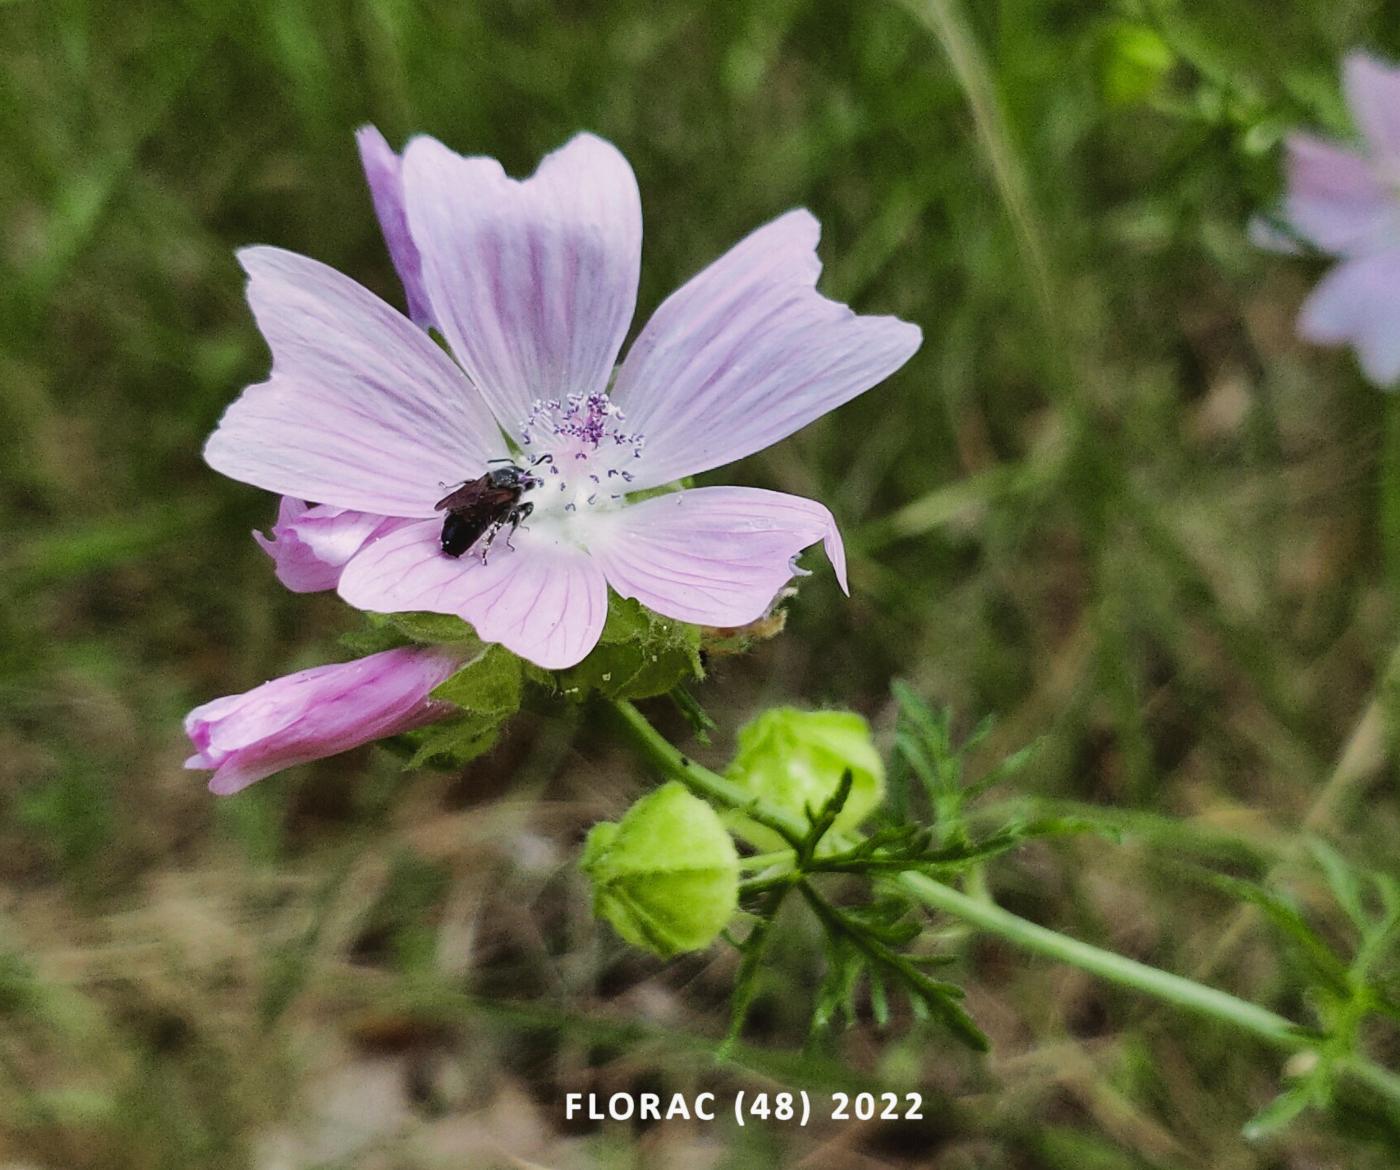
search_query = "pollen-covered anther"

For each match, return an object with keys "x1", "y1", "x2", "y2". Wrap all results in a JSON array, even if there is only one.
[
  {"x1": 518, "y1": 393, "x2": 645, "y2": 510},
  {"x1": 522, "y1": 393, "x2": 643, "y2": 454}
]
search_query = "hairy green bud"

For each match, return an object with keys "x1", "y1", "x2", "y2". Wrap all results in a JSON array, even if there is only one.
[
  {"x1": 725, "y1": 708, "x2": 885, "y2": 850},
  {"x1": 580, "y1": 783, "x2": 739, "y2": 958}
]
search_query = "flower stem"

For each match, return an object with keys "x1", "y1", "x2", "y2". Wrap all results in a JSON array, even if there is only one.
[
  {"x1": 890, "y1": 868, "x2": 1305, "y2": 1048},
  {"x1": 606, "y1": 698, "x2": 1400, "y2": 1109}
]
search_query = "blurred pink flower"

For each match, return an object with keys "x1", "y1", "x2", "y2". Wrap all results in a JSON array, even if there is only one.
[
  {"x1": 184, "y1": 646, "x2": 464, "y2": 795},
  {"x1": 1260, "y1": 52, "x2": 1400, "y2": 385},
  {"x1": 206, "y1": 131, "x2": 920, "y2": 668}
]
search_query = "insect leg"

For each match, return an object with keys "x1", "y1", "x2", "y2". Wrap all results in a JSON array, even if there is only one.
[
  {"x1": 502, "y1": 502, "x2": 533, "y2": 551},
  {"x1": 477, "y1": 518, "x2": 507, "y2": 564}
]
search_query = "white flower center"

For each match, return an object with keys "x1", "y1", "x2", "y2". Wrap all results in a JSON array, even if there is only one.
[{"x1": 517, "y1": 393, "x2": 645, "y2": 519}]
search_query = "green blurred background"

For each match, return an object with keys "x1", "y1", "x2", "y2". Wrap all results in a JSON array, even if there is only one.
[{"x1": 4, "y1": 0, "x2": 1400, "y2": 1165}]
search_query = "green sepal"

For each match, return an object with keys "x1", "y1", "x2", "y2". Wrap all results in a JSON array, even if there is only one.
[
  {"x1": 402, "y1": 644, "x2": 523, "y2": 769},
  {"x1": 430, "y1": 643, "x2": 522, "y2": 712},
  {"x1": 580, "y1": 782, "x2": 739, "y2": 959},
  {"x1": 381, "y1": 611, "x2": 480, "y2": 645},
  {"x1": 403, "y1": 717, "x2": 501, "y2": 769},
  {"x1": 552, "y1": 594, "x2": 703, "y2": 701},
  {"x1": 724, "y1": 708, "x2": 886, "y2": 851},
  {"x1": 341, "y1": 611, "x2": 481, "y2": 657}
]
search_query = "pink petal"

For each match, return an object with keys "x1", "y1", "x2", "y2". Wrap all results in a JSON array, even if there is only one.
[
  {"x1": 1298, "y1": 251, "x2": 1400, "y2": 386},
  {"x1": 1344, "y1": 51, "x2": 1400, "y2": 166},
  {"x1": 589, "y1": 486, "x2": 847, "y2": 627},
  {"x1": 184, "y1": 646, "x2": 464, "y2": 795},
  {"x1": 253, "y1": 497, "x2": 407, "y2": 593},
  {"x1": 338, "y1": 521, "x2": 609, "y2": 669},
  {"x1": 204, "y1": 247, "x2": 505, "y2": 517},
  {"x1": 1281, "y1": 134, "x2": 1399, "y2": 256},
  {"x1": 611, "y1": 210, "x2": 921, "y2": 490},
  {"x1": 401, "y1": 133, "x2": 641, "y2": 434},
  {"x1": 356, "y1": 125, "x2": 435, "y2": 329}
]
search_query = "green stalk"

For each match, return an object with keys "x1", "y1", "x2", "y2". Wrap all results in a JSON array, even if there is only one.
[
  {"x1": 607, "y1": 699, "x2": 1400, "y2": 1110},
  {"x1": 891, "y1": 869, "x2": 1303, "y2": 1048}
]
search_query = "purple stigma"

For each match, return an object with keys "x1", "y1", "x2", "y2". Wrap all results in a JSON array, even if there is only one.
[
  {"x1": 520, "y1": 393, "x2": 643, "y2": 460},
  {"x1": 515, "y1": 394, "x2": 646, "y2": 513}
]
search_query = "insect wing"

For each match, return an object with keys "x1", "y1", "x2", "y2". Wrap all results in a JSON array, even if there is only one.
[
  {"x1": 435, "y1": 475, "x2": 524, "y2": 558},
  {"x1": 437, "y1": 474, "x2": 497, "y2": 513}
]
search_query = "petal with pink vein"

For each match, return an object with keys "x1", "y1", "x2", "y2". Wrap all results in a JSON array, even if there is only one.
[
  {"x1": 402, "y1": 132, "x2": 641, "y2": 434},
  {"x1": 588, "y1": 486, "x2": 846, "y2": 628},
  {"x1": 204, "y1": 247, "x2": 505, "y2": 517},
  {"x1": 338, "y1": 521, "x2": 609, "y2": 669},
  {"x1": 254, "y1": 497, "x2": 407, "y2": 593},
  {"x1": 356, "y1": 124, "x2": 435, "y2": 329},
  {"x1": 610, "y1": 210, "x2": 921, "y2": 491}
]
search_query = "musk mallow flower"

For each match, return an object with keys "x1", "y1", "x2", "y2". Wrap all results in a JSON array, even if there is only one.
[
  {"x1": 204, "y1": 130, "x2": 921, "y2": 669},
  {"x1": 185, "y1": 645, "x2": 464, "y2": 794},
  {"x1": 1256, "y1": 52, "x2": 1400, "y2": 386}
]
